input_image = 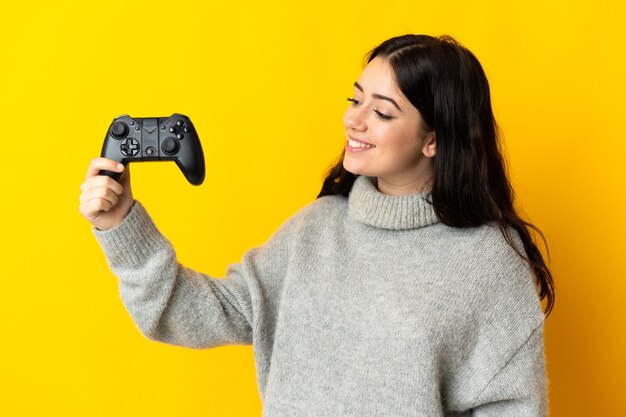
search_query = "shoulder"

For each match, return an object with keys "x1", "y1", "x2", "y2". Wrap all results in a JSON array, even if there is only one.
[
  {"x1": 441, "y1": 221, "x2": 530, "y2": 284},
  {"x1": 263, "y1": 194, "x2": 347, "y2": 242},
  {"x1": 441, "y1": 223, "x2": 545, "y2": 396},
  {"x1": 281, "y1": 194, "x2": 347, "y2": 229},
  {"x1": 300, "y1": 194, "x2": 348, "y2": 217},
  {"x1": 461, "y1": 221, "x2": 545, "y2": 328},
  {"x1": 476, "y1": 222, "x2": 536, "y2": 290},
  {"x1": 435, "y1": 220, "x2": 544, "y2": 325}
]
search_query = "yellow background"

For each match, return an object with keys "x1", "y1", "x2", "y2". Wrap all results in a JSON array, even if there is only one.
[{"x1": 1, "y1": 0, "x2": 624, "y2": 415}]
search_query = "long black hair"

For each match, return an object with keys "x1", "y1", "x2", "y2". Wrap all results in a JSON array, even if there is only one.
[{"x1": 317, "y1": 34, "x2": 555, "y2": 317}]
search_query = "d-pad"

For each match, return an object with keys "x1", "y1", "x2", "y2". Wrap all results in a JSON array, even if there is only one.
[{"x1": 120, "y1": 138, "x2": 140, "y2": 156}]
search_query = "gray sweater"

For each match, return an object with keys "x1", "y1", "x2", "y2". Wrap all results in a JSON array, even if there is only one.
[{"x1": 93, "y1": 175, "x2": 548, "y2": 416}]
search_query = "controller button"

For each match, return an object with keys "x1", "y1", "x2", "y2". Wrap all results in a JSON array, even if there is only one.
[
  {"x1": 135, "y1": 126, "x2": 140, "y2": 131},
  {"x1": 161, "y1": 125, "x2": 166, "y2": 130},
  {"x1": 169, "y1": 127, "x2": 175, "y2": 133},
  {"x1": 162, "y1": 138, "x2": 179, "y2": 155},
  {"x1": 111, "y1": 122, "x2": 129, "y2": 139},
  {"x1": 129, "y1": 121, "x2": 135, "y2": 126},
  {"x1": 121, "y1": 138, "x2": 140, "y2": 156},
  {"x1": 176, "y1": 120, "x2": 183, "y2": 126},
  {"x1": 184, "y1": 127, "x2": 189, "y2": 133},
  {"x1": 146, "y1": 146, "x2": 156, "y2": 156},
  {"x1": 177, "y1": 133, "x2": 184, "y2": 140}
]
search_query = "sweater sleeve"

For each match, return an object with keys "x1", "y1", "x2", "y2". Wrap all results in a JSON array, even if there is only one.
[
  {"x1": 470, "y1": 324, "x2": 548, "y2": 416},
  {"x1": 92, "y1": 199, "x2": 294, "y2": 349}
]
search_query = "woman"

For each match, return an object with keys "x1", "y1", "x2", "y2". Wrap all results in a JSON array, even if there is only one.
[{"x1": 80, "y1": 34, "x2": 554, "y2": 416}]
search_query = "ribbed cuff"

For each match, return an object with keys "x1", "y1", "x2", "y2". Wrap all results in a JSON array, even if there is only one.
[{"x1": 92, "y1": 200, "x2": 172, "y2": 268}]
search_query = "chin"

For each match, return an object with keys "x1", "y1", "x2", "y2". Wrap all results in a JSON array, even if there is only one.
[
  {"x1": 342, "y1": 160, "x2": 366, "y2": 176},
  {"x1": 345, "y1": 158, "x2": 379, "y2": 173}
]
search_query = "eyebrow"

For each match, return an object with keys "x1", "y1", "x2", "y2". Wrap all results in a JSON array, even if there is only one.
[{"x1": 354, "y1": 81, "x2": 403, "y2": 112}]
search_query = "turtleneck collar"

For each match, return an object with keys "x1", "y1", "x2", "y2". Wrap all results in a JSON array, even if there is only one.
[{"x1": 348, "y1": 175, "x2": 440, "y2": 230}]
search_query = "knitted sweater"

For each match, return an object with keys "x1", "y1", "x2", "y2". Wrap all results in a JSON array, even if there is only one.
[{"x1": 93, "y1": 175, "x2": 548, "y2": 416}]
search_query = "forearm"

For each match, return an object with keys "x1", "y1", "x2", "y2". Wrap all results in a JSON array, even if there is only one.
[{"x1": 93, "y1": 200, "x2": 253, "y2": 348}]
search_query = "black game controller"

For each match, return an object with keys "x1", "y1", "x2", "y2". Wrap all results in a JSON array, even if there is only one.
[{"x1": 99, "y1": 113, "x2": 205, "y2": 185}]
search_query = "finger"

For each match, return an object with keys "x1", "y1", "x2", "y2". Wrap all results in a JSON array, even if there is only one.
[
  {"x1": 79, "y1": 197, "x2": 112, "y2": 218},
  {"x1": 81, "y1": 197, "x2": 114, "y2": 216},
  {"x1": 79, "y1": 185, "x2": 116, "y2": 204},
  {"x1": 81, "y1": 173, "x2": 124, "y2": 195},
  {"x1": 80, "y1": 186, "x2": 120, "y2": 207},
  {"x1": 86, "y1": 157, "x2": 125, "y2": 178}
]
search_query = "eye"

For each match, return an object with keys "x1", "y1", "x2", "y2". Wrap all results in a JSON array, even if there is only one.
[
  {"x1": 346, "y1": 97, "x2": 393, "y2": 121},
  {"x1": 374, "y1": 109, "x2": 392, "y2": 120}
]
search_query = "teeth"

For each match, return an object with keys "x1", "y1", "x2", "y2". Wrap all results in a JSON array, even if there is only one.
[{"x1": 348, "y1": 139, "x2": 375, "y2": 149}]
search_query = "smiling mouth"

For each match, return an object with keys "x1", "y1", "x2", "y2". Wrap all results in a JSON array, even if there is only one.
[
  {"x1": 348, "y1": 138, "x2": 376, "y2": 149},
  {"x1": 346, "y1": 138, "x2": 376, "y2": 151}
]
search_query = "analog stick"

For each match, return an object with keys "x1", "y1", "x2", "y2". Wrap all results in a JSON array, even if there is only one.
[
  {"x1": 111, "y1": 122, "x2": 129, "y2": 139},
  {"x1": 162, "y1": 137, "x2": 179, "y2": 154}
]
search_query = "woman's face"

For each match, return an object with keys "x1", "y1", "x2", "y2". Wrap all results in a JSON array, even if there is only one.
[{"x1": 342, "y1": 56, "x2": 436, "y2": 195}]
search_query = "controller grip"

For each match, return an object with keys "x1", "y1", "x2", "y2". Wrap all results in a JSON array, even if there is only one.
[{"x1": 99, "y1": 169, "x2": 123, "y2": 182}]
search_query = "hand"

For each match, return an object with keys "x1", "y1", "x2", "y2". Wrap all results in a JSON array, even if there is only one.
[{"x1": 79, "y1": 158, "x2": 134, "y2": 231}]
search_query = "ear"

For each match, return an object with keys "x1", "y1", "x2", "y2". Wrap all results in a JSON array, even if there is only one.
[{"x1": 422, "y1": 131, "x2": 436, "y2": 157}]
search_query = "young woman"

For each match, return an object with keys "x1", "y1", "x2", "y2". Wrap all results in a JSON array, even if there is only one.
[{"x1": 80, "y1": 34, "x2": 554, "y2": 416}]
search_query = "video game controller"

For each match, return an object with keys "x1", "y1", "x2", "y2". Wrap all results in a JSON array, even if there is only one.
[{"x1": 99, "y1": 113, "x2": 205, "y2": 185}]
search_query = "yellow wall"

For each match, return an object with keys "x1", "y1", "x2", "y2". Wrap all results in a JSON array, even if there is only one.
[{"x1": 1, "y1": 0, "x2": 624, "y2": 415}]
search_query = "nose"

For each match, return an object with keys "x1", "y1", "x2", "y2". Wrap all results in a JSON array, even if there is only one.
[{"x1": 344, "y1": 105, "x2": 367, "y2": 131}]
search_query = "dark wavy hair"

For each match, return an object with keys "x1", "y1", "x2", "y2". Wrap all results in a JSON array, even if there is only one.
[{"x1": 317, "y1": 34, "x2": 555, "y2": 317}]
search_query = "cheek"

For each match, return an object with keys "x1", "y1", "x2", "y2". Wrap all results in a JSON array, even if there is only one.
[
  {"x1": 376, "y1": 127, "x2": 421, "y2": 154},
  {"x1": 371, "y1": 124, "x2": 401, "y2": 145}
]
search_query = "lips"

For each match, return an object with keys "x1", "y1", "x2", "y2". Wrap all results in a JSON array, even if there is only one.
[
  {"x1": 346, "y1": 137, "x2": 376, "y2": 153},
  {"x1": 347, "y1": 135, "x2": 374, "y2": 146}
]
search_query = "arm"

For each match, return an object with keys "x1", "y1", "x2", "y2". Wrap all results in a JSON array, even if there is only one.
[
  {"x1": 92, "y1": 200, "x2": 292, "y2": 349},
  {"x1": 470, "y1": 324, "x2": 549, "y2": 416}
]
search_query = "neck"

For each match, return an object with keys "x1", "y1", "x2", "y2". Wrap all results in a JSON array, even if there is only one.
[
  {"x1": 373, "y1": 158, "x2": 435, "y2": 196},
  {"x1": 376, "y1": 175, "x2": 433, "y2": 196}
]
